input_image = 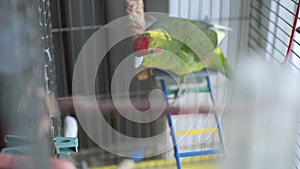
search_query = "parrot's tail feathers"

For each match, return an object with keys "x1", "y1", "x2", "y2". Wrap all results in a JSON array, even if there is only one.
[
  {"x1": 210, "y1": 24, "x2": 233, "y2": 31},
  {"x1": 215, "y1": 48, "x2": 233, "y2": 80},
  {"x1": 216, "y1": 31, "x2": 227, "y2": 44},
  {"x1": 224, "y1": 66, "x2": 234, "y2": 80}
]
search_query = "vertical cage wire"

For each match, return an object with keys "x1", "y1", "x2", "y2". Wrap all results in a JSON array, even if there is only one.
[
  {"x1": 39, "y1": 0, "x2": 62, "y2": 158},
  {"x1": 41, "y1": 0, "x2": 57, "y2": 96},
  {"x1": 49, "y1": 0, "x2": 125, "y2": 166}
]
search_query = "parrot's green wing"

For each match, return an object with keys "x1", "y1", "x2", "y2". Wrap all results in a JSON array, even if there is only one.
[
  {"x1": 188, "y1": 20, "x2": 218, "y2": 47},
  {"x1": 147, "y1": 17, "x2": 216, "y2": 56},
  {"x1": 142, "y1": 50, "x2": 182, "y2": 70},
  {"x1": 188, "y1": 20, "x2": 229, "y2": 45},
  {"x1": 149, "y1": 18, "x2": 226, "y2": 47},
  {"x1": 168, "y1": 49, "x2": 205, "y2": 76}
]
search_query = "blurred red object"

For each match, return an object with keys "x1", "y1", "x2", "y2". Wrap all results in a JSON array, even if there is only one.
[{"x1": 0, "y1": 154, "x2": 76, "y2": 169}]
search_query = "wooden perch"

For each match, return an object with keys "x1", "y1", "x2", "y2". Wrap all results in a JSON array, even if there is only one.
[{"x1": 57, "y1": 97, "x2": 212, "y2": 116}]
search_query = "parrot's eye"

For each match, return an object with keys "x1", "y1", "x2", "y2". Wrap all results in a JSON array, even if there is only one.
[{"x1": 150, "y1": 49, "x2": 155, "y2": 54}]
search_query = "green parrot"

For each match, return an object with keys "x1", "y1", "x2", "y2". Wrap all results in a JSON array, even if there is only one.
[{"x1": 133, "y1": 17, "x2": 232, "y2": 79}]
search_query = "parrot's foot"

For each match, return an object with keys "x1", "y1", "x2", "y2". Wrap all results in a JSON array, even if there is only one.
[
  {"x1": 149, "y1": 69, "x2": 154, "y2": 76},
  {"x1": 174, "y1": 87, "x2": 185, "y2": 101},
  {"x1": 174, "y1": 88, "x2": 181, "y2": 99},
  {"x1": 116, "y1": 159, "x2": 134, "y2": 169},
  {"x1": 137, "y1": 68, "x2": 151, "y2": 81}
]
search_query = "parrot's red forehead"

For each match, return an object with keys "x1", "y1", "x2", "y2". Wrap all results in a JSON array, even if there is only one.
[{"x1": 134, "y1": 35, "x2": 150, "y2": 52}]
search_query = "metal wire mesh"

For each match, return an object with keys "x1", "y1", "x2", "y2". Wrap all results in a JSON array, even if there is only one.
[
  {"x1": 248, "y1": 0, "x2": 300, "y2": 70},
  {"x1": 40, "y1": 0, "x2": 57, "y2": 95},
  {"x1": 0, "y1": 0, "x2": 52, "y2": 168},
  {"x1": 45, "y1": 0, "x2": 300, "y2": 168}
]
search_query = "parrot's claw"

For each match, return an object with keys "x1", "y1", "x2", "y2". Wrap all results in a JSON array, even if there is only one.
[
  {"x1": 174, "y1": 88, "x2": 185, "y2": 101},
  {"x1": 174, "y1": 89, "x2": 181, "y2": 99},
  {"x1": 137, "y1": 69, "x2": 149, "y2": 81},
  {"x1": 149, "y1": 69, "x2": 154, "y2": 76}
]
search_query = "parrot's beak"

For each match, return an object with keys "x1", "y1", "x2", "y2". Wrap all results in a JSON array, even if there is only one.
[{"x1": 134, "y1": 56, "x2": 144, "y2": 68}]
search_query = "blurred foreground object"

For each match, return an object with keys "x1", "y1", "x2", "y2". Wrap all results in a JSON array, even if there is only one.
[
  {"x1": 0, "y1": 154, "x2": 76, "y2": 169},
  {"x1": 223, "y1": 56, "x2": 300, "y2": 169}
]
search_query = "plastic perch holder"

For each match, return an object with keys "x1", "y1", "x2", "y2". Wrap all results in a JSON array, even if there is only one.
[{"x1": 54, "y1": 137, "x2": 78, "y2": 154}]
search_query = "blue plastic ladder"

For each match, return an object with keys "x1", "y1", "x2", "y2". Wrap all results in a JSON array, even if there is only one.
[{"x1": 160, "y1": 74, "x2": 226, "y2": 169}]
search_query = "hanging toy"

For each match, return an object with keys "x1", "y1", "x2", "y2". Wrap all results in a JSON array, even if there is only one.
[{"x1": 126, "y1": 0, "x2": 150, "y2": 81}]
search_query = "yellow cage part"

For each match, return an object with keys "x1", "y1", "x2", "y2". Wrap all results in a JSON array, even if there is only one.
[
  {"x1": 90, "y1": 155, "x2": 220, "y2": 169},
  {"x1": 175, "y1": 128, "x2": 219, "y2": 136}
]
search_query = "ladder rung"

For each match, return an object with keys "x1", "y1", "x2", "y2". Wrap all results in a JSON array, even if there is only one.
[
  {"x1": 175, "y1": 128, "x2": 219, "y2": 136},
  {"x1": 179, "y1": 149, "x2": 222, "y2": 158},
  {"x1": 167, "y1": 88, "x2": 210, "y2": 95}
]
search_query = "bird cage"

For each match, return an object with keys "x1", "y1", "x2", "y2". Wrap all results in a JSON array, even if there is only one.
[{"x1": 1, "y1": 0, "x2": 300, "y2": 169}]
